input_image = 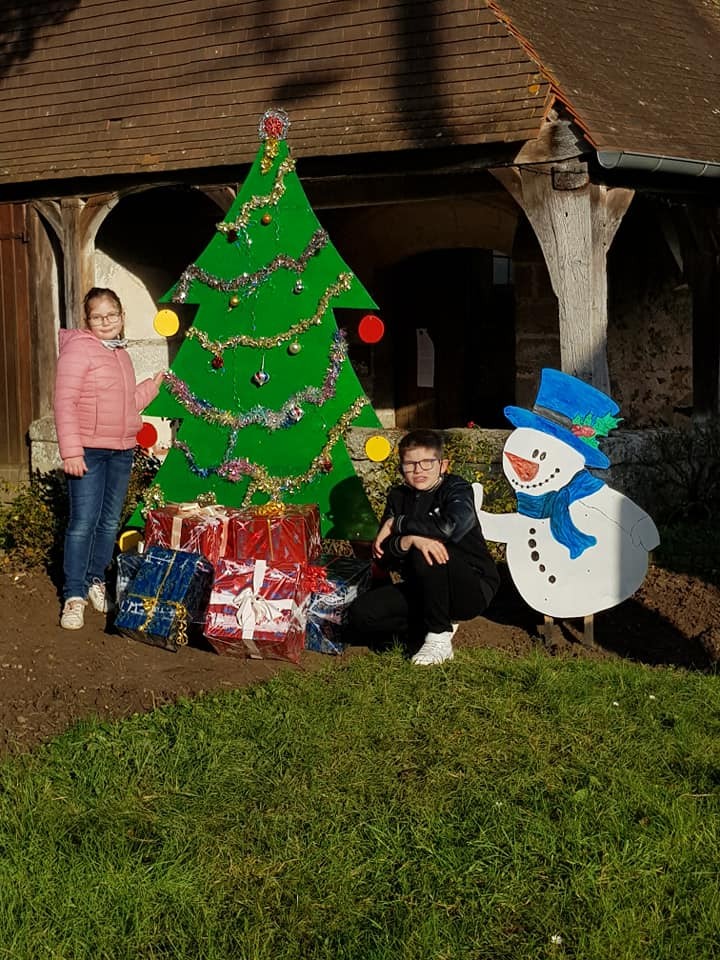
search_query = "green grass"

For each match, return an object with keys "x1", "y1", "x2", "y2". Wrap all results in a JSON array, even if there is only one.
[{"x1": 1, "y1": 650, "x2": 719, "y2": 960}]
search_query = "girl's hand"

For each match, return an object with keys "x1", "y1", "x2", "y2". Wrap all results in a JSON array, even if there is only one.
[
  {"x1": 152, "y1": 371, "x2": 165, "y2": 387},
  {"x1": 372, "y1": 518, "x2": 394, "y2": 559},
  {"x1": 63, "y1": 456, "x2": 87, "y2": 477}
]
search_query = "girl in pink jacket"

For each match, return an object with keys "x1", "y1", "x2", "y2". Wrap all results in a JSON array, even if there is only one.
[{"x1": 54, "y1": 287, "x2": 163, "y2": 630}]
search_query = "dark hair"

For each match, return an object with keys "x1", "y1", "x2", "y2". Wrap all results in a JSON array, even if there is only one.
[
  {"x1": 398, "y1": 429, "x2": 445, "y2": 460},
  {"x1": 82, "y1": 287, "x2": 124, "y2": 331}
]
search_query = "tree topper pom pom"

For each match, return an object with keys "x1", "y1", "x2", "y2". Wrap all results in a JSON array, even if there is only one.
[{"x1": 259, "y1": 108, "x2": 290, "y2": 142}]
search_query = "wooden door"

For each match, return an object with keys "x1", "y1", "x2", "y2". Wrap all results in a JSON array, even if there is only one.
[{"x1": 0, "y1": 203, "x2": 33, "y2": 482}]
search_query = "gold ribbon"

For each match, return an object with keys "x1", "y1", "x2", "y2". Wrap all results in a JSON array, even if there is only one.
[
  {"x1": 138, "y1": 596, "x2": 189, "y2": 647},
  {"x1": 130, "y1": 551, "x2": 190, "y2": 647}
]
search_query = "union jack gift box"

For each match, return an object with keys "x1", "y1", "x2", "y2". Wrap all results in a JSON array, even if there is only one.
[
  {"x1": 304, "y1": 556, "x2": 372, "y2": 655},
  {"x1": 144, "y1": 502, "x2": 238, "y2": 567},
  {"x1": 115, "y1": 546, "x2": 214, "y2": 652},
  {"x1": 203, "y1": 558, "x2": 309, "y2": 663},
  {"x1": 227, "y1": 503, "x2": 321, "y2": 564}
]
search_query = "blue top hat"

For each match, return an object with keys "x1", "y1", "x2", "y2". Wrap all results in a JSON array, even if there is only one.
[{"x1": 504, "y1": 368, "x2": 621, "y2": 469}]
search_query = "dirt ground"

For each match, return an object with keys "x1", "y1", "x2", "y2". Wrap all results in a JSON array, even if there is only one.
[{"x1": 0, "y1": 561, "x2": 716, "y2": 756}]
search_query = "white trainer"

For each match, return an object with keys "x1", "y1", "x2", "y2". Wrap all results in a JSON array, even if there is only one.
[
  {"x1": 60, "y1": 597, "x2": 87, "y2": 630},
  {"x1": 411, "y1": 625, "x2": 458, "y2": 666},
  {"x1": 87, "y1": 580, "x2": 112, "y2": 614}
]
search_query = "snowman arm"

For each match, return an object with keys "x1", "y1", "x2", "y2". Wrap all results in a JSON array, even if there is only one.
[
  {"x1": 475, "y1": 509, "x2": 516, "y2": 543},
  {"x1": 630, "y1": 514, "x2": 660, "y2": 551},
  {"x1": 580, "y1": 493, "x2": 660, "y2": 550},
  {"x1": 472, "y1": 484, "x2": 515, "y2": 543}
]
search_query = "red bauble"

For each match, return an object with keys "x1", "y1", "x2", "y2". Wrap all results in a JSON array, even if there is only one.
[
  {"x1": 319, "y1": 458, "x2": 333, "y2": 474},
  {"x1": 211, "y1": 355, "x2": 224, "y2": 370},
  {"x1": 136, "y1": 422, "x2": 158, "y2": 449},
  {"x1": 358, "y1": 314, "x2": 385, "y2": 344}
]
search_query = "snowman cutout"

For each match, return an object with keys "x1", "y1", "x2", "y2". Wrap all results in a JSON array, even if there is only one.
[{"x1": 474, "y1": 368, "x2": 659, "y2": 620}]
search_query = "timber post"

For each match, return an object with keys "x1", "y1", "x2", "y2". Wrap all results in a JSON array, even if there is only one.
[{"x1": 491, "y1": 118, "x2": 634, "y2": 392}]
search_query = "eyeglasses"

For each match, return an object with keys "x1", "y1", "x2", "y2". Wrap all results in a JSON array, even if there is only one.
[
  {"x1": 88, "y1": 312, "x2": 121, "y2": 325},
  {"x1": 400, "y1": 458, "x2": 439, "y2": 473}
]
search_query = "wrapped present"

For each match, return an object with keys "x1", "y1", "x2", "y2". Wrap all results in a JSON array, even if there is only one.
[
  {"x1": 227, "y1": 503, "x2": 321, "y2": 564},
  {"x1": 115, "y1": 546, "x2": 214, "y2": 652},
  {"x1": 204, "y1": 558, "x2": 309, "y2": 663},
  {"x1": 115, "y1": 550, "x2": 144, "y2": 606},
  {"x1": 144, "y1": 502, "x2": 237, "y2": 567},
  {"x1": 304, "y1": 556, "x2": 372, "y2": 655}
]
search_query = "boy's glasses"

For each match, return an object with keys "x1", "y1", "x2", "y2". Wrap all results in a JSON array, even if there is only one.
[
  {"x1": 401, "y1": 458, "x2": 439, "y2": 473},
  {"x1": 88, "y1": 312, "x2": 121, "y2": 324}
]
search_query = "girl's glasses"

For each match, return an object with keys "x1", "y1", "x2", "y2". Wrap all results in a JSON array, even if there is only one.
[
  {"x1": 88, "y1": 312, "x2": 121, "y2": 324},
  {"x1": 401, "y1": 458, "x2": 438, "y2": 473}
]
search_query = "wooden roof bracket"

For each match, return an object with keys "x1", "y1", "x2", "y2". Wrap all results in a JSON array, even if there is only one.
[{"x1": 489, "y1": 111, "x2": 633, "y2": 392}]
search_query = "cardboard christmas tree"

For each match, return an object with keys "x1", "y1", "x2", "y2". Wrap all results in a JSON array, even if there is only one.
[{"x1": 141, "y1": 110, "x2": 383, "y2": 540}]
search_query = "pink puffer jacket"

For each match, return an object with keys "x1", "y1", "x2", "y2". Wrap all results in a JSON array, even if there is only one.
[{"x1": 54, "y1": 329, "x2": 160, "y2": 460}]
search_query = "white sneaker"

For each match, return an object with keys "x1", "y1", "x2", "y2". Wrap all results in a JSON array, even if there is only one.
[
  {"x1": 88, "y1": 580, "x2": 112, "y2": 614},
  {"x1": 61, "y1": 597, "x2": 87, "y2": 630},
  {"x1": 411, "y1": 625, "x2": 458, "y2": 666}
]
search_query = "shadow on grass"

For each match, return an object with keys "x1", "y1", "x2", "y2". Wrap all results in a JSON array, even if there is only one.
[{"x1": 483, "y1": 563, "x2": 713, "y2": 672}]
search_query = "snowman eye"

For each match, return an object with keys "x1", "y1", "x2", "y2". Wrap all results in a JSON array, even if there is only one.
[
  {"x1": 532, "y1": 449, "x2": 539, "y2": 458},
  {"x1": 540, "y1": 451, "x2": 547, "y2": 461}
]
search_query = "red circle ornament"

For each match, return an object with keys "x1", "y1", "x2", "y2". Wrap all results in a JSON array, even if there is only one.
[
  {"x1": 211, "y1": 355, "x2": 224, "y2": 370},
  {"x1": 136, "y1": 422, "x2": 158, "y2": 449},
  {"x1": 358, "y1": 314, "x2": 385, "y2": 344}
]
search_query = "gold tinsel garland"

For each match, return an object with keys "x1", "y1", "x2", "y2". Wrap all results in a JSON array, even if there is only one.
[
  {"x1": 238, "y1": 396, "x2": 368, "y2": 503},
  {"x1": 216, "y1": 156, "x2": 296, "y2": 236},
  {"x1": 186, "y1": 273, "x2": 353, "y2": 357},
  {"x1": 144, "y1": 396, "x2": 368, "y2": 511}
]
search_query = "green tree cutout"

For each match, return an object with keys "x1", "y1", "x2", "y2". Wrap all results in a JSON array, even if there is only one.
[{"x1": 141, "y1": 110, "x2": 382, "y2": 540}]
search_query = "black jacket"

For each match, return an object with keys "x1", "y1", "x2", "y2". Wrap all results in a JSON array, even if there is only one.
[{"x1": 381, "y1": 473, "x2": 500, "y2": 589}]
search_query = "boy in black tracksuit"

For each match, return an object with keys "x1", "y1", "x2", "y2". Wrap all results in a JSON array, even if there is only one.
[{"x1": 349, "y1": 429, "x2": 499, "y2": 665}]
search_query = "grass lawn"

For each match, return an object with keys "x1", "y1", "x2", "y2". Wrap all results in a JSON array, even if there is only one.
[{"x1": 1, "y1": 649, "x2": 718, "y2": 960}]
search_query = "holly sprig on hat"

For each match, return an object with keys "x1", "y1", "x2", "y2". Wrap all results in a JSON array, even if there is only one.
[{"x1": 571, "y1": 412, "x2": 622, "y2": 449}]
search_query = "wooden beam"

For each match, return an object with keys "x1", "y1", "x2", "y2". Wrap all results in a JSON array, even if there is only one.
[
  {"x1": 492, "y1": 159, "x2": 633, "y2": 391},
  {"x1": 673, "y1": 206, "x2": 720, "y2": 417}
]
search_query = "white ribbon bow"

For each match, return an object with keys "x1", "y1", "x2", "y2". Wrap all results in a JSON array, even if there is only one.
[{"x1": 232, "y1": 560, "x2": 294, "y2": 656}]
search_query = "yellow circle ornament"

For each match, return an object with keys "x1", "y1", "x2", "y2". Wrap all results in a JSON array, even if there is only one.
[
  {"x1": 364, "y1": 435, "x2": 392, "y2": 462},
  {"x1": 117, "y1": 528, "x2": 142, "y2": 552},
  {"x1": 153, "y1": 308, "x2": 180, "y2": 337}
]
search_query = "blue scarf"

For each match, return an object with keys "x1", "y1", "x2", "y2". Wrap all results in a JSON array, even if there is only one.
[{"x1": 516, "y1": 470, "x2": 604, "y2": 559}]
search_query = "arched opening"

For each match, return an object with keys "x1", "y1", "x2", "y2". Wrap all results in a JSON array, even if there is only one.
[
  {"x1": 374, "y1": 247, "x2": 515, "y2": 429},
  {"x1": 94, "y1": 185, "x2": 225, "y2": 336}
]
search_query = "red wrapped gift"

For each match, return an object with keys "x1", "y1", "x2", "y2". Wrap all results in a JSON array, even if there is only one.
[
  {"x1": 144, "y1": 503, "x2": 237, "y2": 567},
  {"x1": 227, "y1": 503, "x2": 321, "y2": 563},
  {"x1": 203, "y1": 558, "x2": 310, "y2": 663}
]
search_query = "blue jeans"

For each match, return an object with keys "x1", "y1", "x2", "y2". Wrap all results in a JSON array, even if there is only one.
[{"x1": 63, "y1": 447, "x2": 134, "y2": 601}]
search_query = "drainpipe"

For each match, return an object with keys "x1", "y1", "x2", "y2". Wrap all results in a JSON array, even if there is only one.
[{"x1": 597, "y1": 151, "x2": 720, "y2": 178}]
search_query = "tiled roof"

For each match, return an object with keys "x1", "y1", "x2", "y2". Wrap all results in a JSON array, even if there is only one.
[
  {"x1": 0, "y1": 0, "x2": 550, "y2": 186},
  {"x1": 492, "y1": 0, "x2": 720, "y2": 164}
]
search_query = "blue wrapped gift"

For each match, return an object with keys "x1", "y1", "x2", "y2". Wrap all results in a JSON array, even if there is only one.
[
  {"x1": 115, "y1": 546, "x2": 214, "y2": 652},
  {"x1": 115, "y1": 550, "x2": 144, "y2": 606},
  {"x1": 305, "y1": 556, "x2": 371, "y2": 655}
]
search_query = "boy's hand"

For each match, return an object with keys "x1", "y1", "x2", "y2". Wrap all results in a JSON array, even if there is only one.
[
  {"x1": 403, "y1": 535, "x2": 448, "y2": 565},
  {"x1": 372, "y1": 518, "x2": 394, "y2": 559}
]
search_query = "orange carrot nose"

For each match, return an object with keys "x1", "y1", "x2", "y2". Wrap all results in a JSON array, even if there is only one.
[{"x1": 505, "y1": 451, "x2": 540, "y2": 482}]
